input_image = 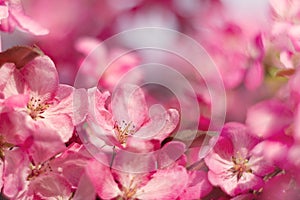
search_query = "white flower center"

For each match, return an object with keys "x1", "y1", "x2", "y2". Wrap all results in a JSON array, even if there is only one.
[
  {"x1": 27, "y1": 97, "x2": 49, "y2": 120},
  {"x1": 228, "y1": 155, "x2": 253, "y2": 181},
  {"x1": 114, "y1": 120, "x2": 136, "y2": 147}
]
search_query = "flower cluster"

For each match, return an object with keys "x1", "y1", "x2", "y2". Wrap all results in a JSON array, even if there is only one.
[{"x1": 0, "y1": 0, "x2": 300, "y2": 200}]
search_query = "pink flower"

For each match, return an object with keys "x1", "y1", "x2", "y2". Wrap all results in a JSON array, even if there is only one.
[
  {"x1": 2, "y1": 140, "x2": 90, "y2": 199},
  {"x1": 0, "y1": 55, "x2": 85, "y2": 142},
  {"x1": 87, "y1": 84, "x2": 179, "y2": 152},
  {"x1": 204, "y1": 123, "x2": 274, "y2": 196},
  {"x1": 0, "y1": 0, "x2": 49, "y2": 35},
  {"x1": 86, "y1": 158, "x2": 189, "y2": 200},
  {"x1": 2, "y1": 124, "x2": 66, "y2": 199}
]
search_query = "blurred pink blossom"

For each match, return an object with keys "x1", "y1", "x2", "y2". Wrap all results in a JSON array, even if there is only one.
[{"x1": 0, "y1": 0, "x2": 48, "y2": 35}]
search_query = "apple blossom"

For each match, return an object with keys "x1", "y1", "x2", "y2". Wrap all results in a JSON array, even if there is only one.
[
  {"x1": 87, "y1": 84, "x2": 179, "y2": 152},
  {"x1": 0, "y1": 55, "x2": 84, "y2": 142},
  {"x1": 205, "y1": 123, "x2": 275, "y2": 196}
]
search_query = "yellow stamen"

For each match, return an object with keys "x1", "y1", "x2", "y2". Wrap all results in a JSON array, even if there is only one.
[{"x1": 114, "y1": 121, "x2": 135, "y2": 147}]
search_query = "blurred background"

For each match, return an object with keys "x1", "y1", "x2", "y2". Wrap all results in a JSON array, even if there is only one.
[{"x1": 1, "y1": 0, "x2": 278, "y2": 125}]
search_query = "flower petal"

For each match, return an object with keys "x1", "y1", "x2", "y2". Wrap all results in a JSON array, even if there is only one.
[
  {"x1": 208, "y1": 170, "x2": 263, "y2": 197},
  {"x1": 135, "y1": 107, "x2": 179, "y2": 142},
  {"x1": 3, "y1": 148, "x2": 29, "y2": 199},
  {"x1": 87, "y1": 87, "x2": 113, "y2": 130},
  {"x1": 28, "y1": 127, "x2": 66, "y2": 164},
  {"x1": 20, "y1": 56, "x2": 59, "y2": 101},
  {"x1": 86, "y1": 159, "x2": 121, "y2": 199},
  {"x1": 222, "y1": 122, "x2": 259, "y2": 158},
  {"x1": 8, "y1": 0, "x2": 49, "y2": 35},
  {"x1": 28, "y1": 173, "x2": 72, "y2": 199},
  {"x1": 111, "y1": 84, "x2": 148, "y2": 128},
  {"x1": 244, "y1": 61, "x2": 264, "y2": 90},
  {"x1": 246, "y1": 100, "x2": 293, "y2": 139},
  {"x1": 1, "y1": 63, "x2": 25, "y2": 97},
  {"x1": 41, "y1": 113, "x2": 74, "y2": 143},
  {"x1": 73, "y1": 173, "x2": 96, "y2": 200},
  {"x1": 178, "y1": 170, "x2": 212, "y2": 199},
  {"x1": 135, "y1": 165, "x2": 188, "y2": 200}
]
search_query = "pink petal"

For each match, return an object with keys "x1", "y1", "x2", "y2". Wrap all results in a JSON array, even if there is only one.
[
  {"x1": 28, "y1": 127, "x2": 66, "y2": 164},
  {"x1": 250, "y1": 140, "x2": 288, "y2": 171},
  {"x1": 244, "y1": 61, "x2": 264, "y2": 90},
  {"x1": 204, "y1": 134, "x2": 234, "y2": 171},
  {"x1": 280, "y1": 51, "x2": 294, "y2": 69},
  {"x1": 112, "y1": 171, "x2": 149, "y2": 195},
  {"x1": 269, "y1": 0, "x2": 288, "y2": 17},
  {"x1": 0, "y1": 111, "x2": 31, "y2": 145},
  {"x1": 0, "y1": 4, "x2": 8, "y2": 20},
  {"x1": 86, "y1": 159, "x2": 121, "y2": 199},
  {"x1": 75, "y1": 37, "x2": 103, "y2": 55},
  {"x1": 49, "y1": 144, "x2": 90, "y2": 187},
  {"x1": 3, "y1": 148, "x2": 29, "y2": 198},
  {"x1": 294, "y1": 104, "x2": 300, "y2": 142},
  {"x1": 111, "y1": 84, "x2": 148, "y2": 128},
  {"x1": 260, "y1": 173, "x2": 300, "y2": 200},
  {"x1": 134, "y1": 104, "x2": 168, "y2": 139},
  {"x1": 112, "y1": 149, "x2": 157, "y2": 173},
  {"x1": 73, "y1": 173, "x2": 96, "y2": 200},
  {"x1": 204, "y1": 138, "x2": 233, "y2": 174},
  {"x1": 289, "y1": 25, "x2": 300, "y2": 51},
  {"x1": 208, "y1": 170, "x2": 263, "y2": 197},
  {"x1": 41, "y1": 114, "x2": 74, "y2": 142},
  {"x1": 135, "y1": 165, "x2": 188, "y2": 199},
  {"x1": 246, "y1": 100, "x2": 293, "y2": 139},
  {"x1": 4, "y1": 94, "x2": 29, "y2": 109},
  {"x1": 126, "y1": 136, "x2": 160, "y2": 153},
  {"x1": 47, "y1": 84, "x2": 86, "y2": 125},
  {"x1": 47, "y1": 84, "x2": 74, "y2": 115},
  {"x1": 178, "y1": 170, "x2": 212, "y2": 199},
  {"x1": 1, "y1": 63, "x2": 25, "y2": 97},
  {"x1": 0, "y1": 62, "x2": 14, "y2": 91},
  {"x1": 289, "y1": 68, "x2": 300, "y2": 103},
  {"x1": 135, "y1": 108, "x2": 179, "y2": 142},
  {"x1": 231, "y1": 193, "x2": 256, "y2": 200},
  {"x1": 271, "y1": 22, "x2": 290, "y2": 36},
  {"x1": 28, "y1": 173, "x2": 72, "y2": 198},
  {"x1": 87, "y1": 87, "x2": 113, "y2": 130},
  {"x1": 8, "y1": 0, "x2": 49, "y2": 35},
  {"x1": 156, "y1": 141, "x2": 186, "y2": 168},
  {"x1": 20, "y1": 56, "x2": 59, "y2": 102},
  {"x1": 222, "y1": 122, "x2": 259, "y2": 158},
  {"x1": 73, "y1": 88, "x2": 88, "y2": 125}
]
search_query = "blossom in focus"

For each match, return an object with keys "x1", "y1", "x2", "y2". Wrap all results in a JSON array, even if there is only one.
[
  {"x1": 204, "y1": 122, "x2": 274, "y2": 196},
  {"x1": 87, "y1": 84, "x2": 179, "y2": 152},
  {"x1": 0, "y1": 55, "x2": 84, "y2": 142}
]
